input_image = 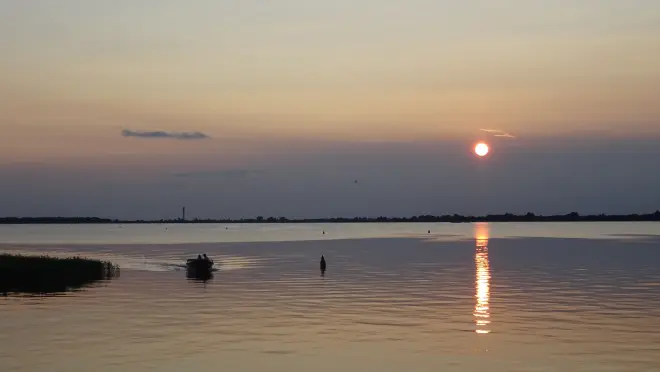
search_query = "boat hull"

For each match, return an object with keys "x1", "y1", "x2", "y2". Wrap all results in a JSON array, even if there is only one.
[{"x1": 186, "y1": 259, "x2": 214, "y2": 272}]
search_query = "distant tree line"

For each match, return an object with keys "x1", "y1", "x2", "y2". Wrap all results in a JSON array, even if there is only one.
[{"x1": 1, "y1": 211, "x2": 659, "y2": 224}]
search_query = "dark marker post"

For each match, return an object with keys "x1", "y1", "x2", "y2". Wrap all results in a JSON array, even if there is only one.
[{"x1": 320, "y1": 255, "x2": 327, "y2": 276}]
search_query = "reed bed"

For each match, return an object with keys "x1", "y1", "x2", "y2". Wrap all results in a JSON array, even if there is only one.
[{"x1": 0, "y1": 254, "x2": 119, "y2": 295}]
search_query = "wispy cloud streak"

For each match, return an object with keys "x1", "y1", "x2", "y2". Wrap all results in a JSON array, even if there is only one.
[
  {"x1": 122, "y1": 129, "x2": 210, "y2": 140},
  {"x1": 480, "y1": 129, "x2": 516, "y2": 138}
]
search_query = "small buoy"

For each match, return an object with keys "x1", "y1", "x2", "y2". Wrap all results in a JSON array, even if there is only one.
[
  {"x1": 428, "y1": 230, "x2": 430, "y2": 234},
  {"x1": 323, "y1": 230, "x2": 325, "y2": 235}
]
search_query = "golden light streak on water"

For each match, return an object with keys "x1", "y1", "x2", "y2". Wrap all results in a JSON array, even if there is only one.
[{"x1": 474, "y1": 223, "x2": 491, "y2": 334}]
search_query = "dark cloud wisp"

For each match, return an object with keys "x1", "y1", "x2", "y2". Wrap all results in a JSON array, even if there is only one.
[
  {"x1": 122, "y1": 129, "x2": 210, "y2": 140},
  {"x1": 172, "y1": 169, "x2": 264, "y2": 179}
]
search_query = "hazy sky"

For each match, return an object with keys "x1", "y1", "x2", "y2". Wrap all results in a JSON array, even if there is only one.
[{"x1": 1, "y1": 1, "x2": 659, "y2": 218}]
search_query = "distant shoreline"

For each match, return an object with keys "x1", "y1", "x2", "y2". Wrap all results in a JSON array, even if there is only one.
[{"x1": 1, "y1": 211, "x2": 659, "y2": 224}]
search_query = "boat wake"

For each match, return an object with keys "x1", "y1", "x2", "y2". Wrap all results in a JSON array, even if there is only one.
[
  {"x1": 0, "y1": 247, "x2": 261, "y2": 273},
  {"x1": 166, "y1": 263, "x2": 220, "y2": 272},
  {"x1": 102, "y1": 255, "x2": 261, "y2": 273}
]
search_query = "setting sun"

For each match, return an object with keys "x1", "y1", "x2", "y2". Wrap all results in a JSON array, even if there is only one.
[{"x1": 475, "y1": 143, "x2": 489, "y2": 157}]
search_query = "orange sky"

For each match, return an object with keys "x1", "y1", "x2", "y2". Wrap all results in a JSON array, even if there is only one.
[{"x1": 1, "y1": 1, "x2": 660, "y2": 164}]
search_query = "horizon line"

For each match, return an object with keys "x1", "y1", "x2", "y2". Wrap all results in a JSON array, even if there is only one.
[{"x1": 1, "y1": 211, "x2": 659, "y2": 224}]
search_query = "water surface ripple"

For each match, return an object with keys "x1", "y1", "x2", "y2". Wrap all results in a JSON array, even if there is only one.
[{"x1": 1, "y1": 223, "x2": 659, "y2": 371}]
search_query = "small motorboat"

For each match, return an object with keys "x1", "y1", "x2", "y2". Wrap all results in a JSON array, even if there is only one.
[
  {"x1": 186, "y1": 254, "x2": 214, "y2": 274},
  {"x1": 186, "y1": 258, "x2": 213, "y2": 270},
  {"x1": 186, "y1": 259, "x2": 213, "y2": 270}
]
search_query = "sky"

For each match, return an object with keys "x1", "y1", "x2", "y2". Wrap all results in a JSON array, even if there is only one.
[{"x1": 1, "y1": 0, "x2": 659, "y2": 219}]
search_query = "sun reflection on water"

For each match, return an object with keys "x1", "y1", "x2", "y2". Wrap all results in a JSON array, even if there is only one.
[{"x1": 474, "y1": 223, "x2": 491, "y2": 334}]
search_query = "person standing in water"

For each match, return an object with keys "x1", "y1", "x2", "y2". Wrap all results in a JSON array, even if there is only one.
[{"x1": 320, "y1": 255, "x2": 327, "y2": 273}]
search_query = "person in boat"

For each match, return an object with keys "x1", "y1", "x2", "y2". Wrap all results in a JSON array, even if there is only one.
[{"x1": 197, "y1": 254, "x2": 202, "y2": 260}]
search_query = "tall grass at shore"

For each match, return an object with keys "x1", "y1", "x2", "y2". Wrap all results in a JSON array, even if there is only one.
[{"x1": 0, "y1": 254, "x2": 119, "y2": 295}]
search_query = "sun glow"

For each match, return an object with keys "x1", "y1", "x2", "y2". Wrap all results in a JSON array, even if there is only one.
[{"x1": 475, "y1": 143, "x2": 489, "y2": 157}]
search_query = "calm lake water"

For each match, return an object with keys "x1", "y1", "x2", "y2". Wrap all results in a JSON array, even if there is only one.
[{"x1": 1, "y1": 223, "x2": 660, "y2": 371}]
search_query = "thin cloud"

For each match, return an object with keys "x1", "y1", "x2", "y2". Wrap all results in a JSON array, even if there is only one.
[
  {"x1": 122, "y1": 129, "x2": 210, "y2": 140},
  {"x1": 173, "y1": 169, "x2": 264, "y2": 179},
  {"x1": 480, "y1": 129, "x2": 516, "y2": 138}
]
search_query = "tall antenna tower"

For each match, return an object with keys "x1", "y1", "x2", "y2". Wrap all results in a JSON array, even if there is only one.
[{"x1": 182, "y1": 206, "x2": 186, "y2": 222}]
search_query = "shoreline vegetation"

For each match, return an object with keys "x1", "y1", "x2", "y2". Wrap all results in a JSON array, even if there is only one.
[
  {"x1": 0, "y1": 254, "x2": 120, "y2": 295},
  {"x1": 0, "y1": 211, "x2": 659, "y2": 224}
]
